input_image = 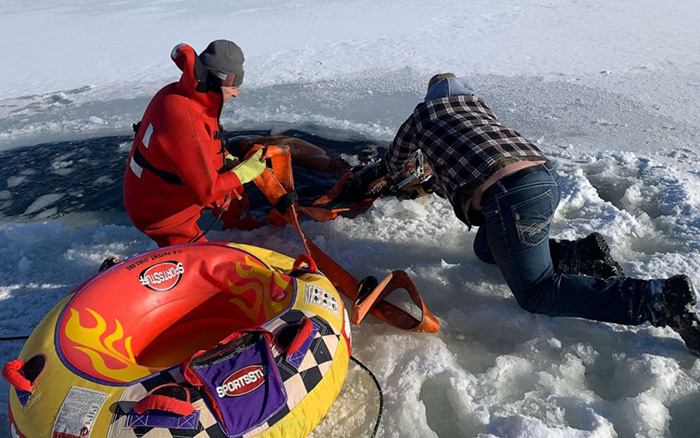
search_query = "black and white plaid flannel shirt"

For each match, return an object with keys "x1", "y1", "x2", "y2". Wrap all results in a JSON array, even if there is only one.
[{"x1": 384, "y1": 94, "x2": 547, "y2": 206}]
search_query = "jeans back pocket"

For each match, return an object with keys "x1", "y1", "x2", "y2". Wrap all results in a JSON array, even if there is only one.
[{"x1": 511, "y1": 189, "x2": 553, "y2": 247}]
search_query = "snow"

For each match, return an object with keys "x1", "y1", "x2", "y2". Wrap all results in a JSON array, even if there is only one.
[{"x1": 2, "y1": 0, "x2": 700, "y2": 437}]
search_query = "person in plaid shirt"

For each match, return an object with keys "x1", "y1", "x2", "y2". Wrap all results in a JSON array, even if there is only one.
[{"x1": 371, "y1": 73, "x2": 700, "y2": 355}]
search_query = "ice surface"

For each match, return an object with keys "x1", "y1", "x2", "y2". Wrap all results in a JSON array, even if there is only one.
[
  {"x1": 22, "y1": 193, "x2": 66, "y2": 216},
  {"x1": 3, "y1": 0, "x2": 700, "y2": 437}
]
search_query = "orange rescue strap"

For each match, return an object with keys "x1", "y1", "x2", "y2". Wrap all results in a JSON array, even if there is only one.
[{"x1": 247, "y1": 144, "x2": 440, "y2": 333}]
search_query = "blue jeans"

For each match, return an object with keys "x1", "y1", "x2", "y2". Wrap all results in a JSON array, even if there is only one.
[{"x1": 471, "y1": 166, "x2": 666, "y2": 325}]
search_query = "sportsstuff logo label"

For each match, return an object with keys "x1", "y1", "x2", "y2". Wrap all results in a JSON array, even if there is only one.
[
  {"x1": 139, "y1": 261, "x2": 184, "y2": 292},
  {"x1": 216, "y1": 365, "x2": 266, "y2": 398}
]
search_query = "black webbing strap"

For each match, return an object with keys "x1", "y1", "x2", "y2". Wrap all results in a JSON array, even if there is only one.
[
  {"x1": 133, "y1": 147, "x2": 183, "y2": 186},
  {"x1": 273, "y1": 191, "x2": 298, "y2": 213}
]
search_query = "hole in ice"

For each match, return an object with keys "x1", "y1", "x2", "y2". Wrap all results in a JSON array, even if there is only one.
[
  {"x1": 583, "y1": 351, "x2": 649, "y2": 402},
  {"x1": 308, "y1": 358, "x2": 382, "y2": 438},
  {"x1": 668, "y1": 391, "x2": 700, "y2": 438},
  {"x1": 443, "y1": 329, "x2": 500, "y2": 375},
  {"x1": 0, "y1": 129, "x2": 382, "y2": 222},
  {"x1": 420, "y1": 373, "x2": 478, "y2": 437}
]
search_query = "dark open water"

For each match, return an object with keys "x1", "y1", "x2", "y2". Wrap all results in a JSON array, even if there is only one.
[{"x1": 0, "y1": 129, "x2": 382, "y2": 222}]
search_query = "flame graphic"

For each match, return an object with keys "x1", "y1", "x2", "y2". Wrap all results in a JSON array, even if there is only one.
[
  {"x1": 64, "y1": 308, "x2": 152, "y2": 382},
  {"x1": 227, "y1": 256, "x2": 293, "y2": 325}
]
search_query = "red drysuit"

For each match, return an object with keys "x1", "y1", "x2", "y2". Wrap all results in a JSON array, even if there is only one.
[{"x1": 123, "y1": 44, "x2": 248, "y2": 247}]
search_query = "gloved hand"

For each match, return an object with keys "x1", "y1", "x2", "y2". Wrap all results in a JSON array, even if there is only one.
[
  {"x1": 231, "y1": 149, "x2": 266, "y2": 184},
  {"x1": 223, "y1": 153, "x2": 239, "y2": 171},
  {"x1": 396, "y1": 181, "x2": 434, "y2": 200},
  {"x1": 343, "y1": 159, "x2": 391, "y2": 197}
]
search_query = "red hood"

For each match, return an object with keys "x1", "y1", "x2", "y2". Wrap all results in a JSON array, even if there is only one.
[{"x1": 171, "y1": 43, "x2": 223, "y2": 114}]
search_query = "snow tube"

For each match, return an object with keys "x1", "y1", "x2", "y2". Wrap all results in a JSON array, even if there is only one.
[{"x1": 5, "y1": 242, "x2": 351, "y2": 438}]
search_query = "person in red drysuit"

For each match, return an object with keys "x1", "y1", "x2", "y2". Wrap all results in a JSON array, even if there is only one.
[{"x1": 123, "y1": 40, "x2": 266, "y2": 247}]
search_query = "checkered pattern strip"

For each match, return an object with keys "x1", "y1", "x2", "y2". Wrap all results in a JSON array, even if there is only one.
[
  {"x1": 107, "y1": 310, "x2": 341, "y2": 438},
  {"x1": 385, "y1": 93, "x2": 546, "y2": 203},
  {"x1": 242, "y1": 310, "x2": 340, "y2": 437},
  {"x1": 107, "y1": 367, "x2": 219, "y2": 438}
]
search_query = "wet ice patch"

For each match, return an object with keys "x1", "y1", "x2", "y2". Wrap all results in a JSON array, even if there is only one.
[
  {"x1": 6, "y1": 175, "x2": 26, "y2": 188},
  {"x1": 23, "y1": 193, "x2": 65, "y2": 215},
  {"x1": 51, "y1": 160, "x2": 75, "y2": 176},
  {"x1": 34, "y1": 207, "x2": 59, "y2": 220},
  {"x1": 93, "y1": 176, "x2": 114, "y2": 185},
  {"x1": 5, "y1": 168, "x2": 38, "y2": 189}
]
